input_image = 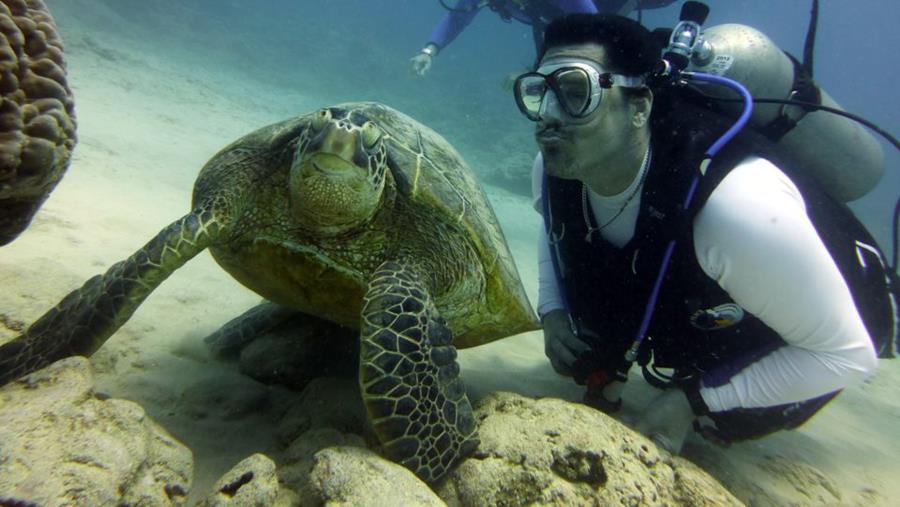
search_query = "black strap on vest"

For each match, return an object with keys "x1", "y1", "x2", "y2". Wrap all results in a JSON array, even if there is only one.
[{"x1": 758, "y1": 52, "x2": 822, "y2": 142}]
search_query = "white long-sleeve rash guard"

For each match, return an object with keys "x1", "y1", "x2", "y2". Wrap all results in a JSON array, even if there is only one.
[{"x1": 532, "y1": 152, "x2": 878, "y2": 412}]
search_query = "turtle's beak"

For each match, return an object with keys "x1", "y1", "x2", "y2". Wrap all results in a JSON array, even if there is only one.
[
  {"x1": 319, "y1": 129, "x2": 355, "y2": 161},
  {"x1": 299, "y1": 153, "x2": 359, "y2": 181},
  {"x1": 300, "y1": 123, "x2": 368, "y2": 173}
]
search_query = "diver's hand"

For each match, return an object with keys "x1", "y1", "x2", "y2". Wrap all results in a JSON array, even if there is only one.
[
  {"x1": 542, "y1": 309, "x2": 590, "y2": 376},
  {"x1": 635, "y1": 389, "x2": 695, "y2": 454},
  {"x1": 410, "y1": 53, "x2": 432, "y2": 77},
  {"x1": 410, "y1": 44, "x2": 438, "y2": 77}
]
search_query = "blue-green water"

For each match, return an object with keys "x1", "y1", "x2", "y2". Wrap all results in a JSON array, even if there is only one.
[
  {"x1": 51, "y1": 0, "x2": 899, "y2": 245},
  {"x1": 44, "y1": 0, "x2": 900, "y2": 244}
]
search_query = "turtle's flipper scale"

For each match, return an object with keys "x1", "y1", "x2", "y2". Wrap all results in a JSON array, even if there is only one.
[
  {"x1": 0, "y1": 210, "x2": 221, "y2": 385},
  {"x1": 360, "y1": 261, "x2": 478, "y2": 483}
]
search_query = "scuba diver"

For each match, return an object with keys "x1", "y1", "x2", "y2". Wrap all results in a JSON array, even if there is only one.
[
  {"x1": 410, "y1": 0, "x2": 679, "y2": 77},
  {"x1": 515, "y1": 5, "x2": 899, "y2": 452}
]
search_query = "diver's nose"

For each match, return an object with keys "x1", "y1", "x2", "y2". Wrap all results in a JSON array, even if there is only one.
[
  {"x1": 537, "y1": 114, "x2": 563, "y2": 131},
  {"x1": 537, "y1": 90, "x2": 565, "y2": 123},
  {"x1": 536, "y1": 108, "x2": 564, "y2": 133}
]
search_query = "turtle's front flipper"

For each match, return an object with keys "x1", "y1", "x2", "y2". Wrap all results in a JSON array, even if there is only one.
[
  {"x1": 360, "y1": 260, "x2": 479, "y2": 483},
  {"x1": 0, "y1": 211, "x2": 223, "y2": 385}
]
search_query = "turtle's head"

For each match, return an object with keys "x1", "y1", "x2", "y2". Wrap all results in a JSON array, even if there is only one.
[{"x1": 290, "y1": 107, "x2": 389, "y2": 235}]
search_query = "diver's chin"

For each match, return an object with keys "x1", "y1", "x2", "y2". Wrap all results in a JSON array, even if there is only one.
[{"x1": 540, "y1": 149, "x2": 574, "y2": 177}]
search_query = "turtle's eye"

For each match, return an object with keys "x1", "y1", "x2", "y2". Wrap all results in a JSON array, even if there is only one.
[
  {"x1": 312, "y1": 108, "x2": 331, "y2": 131},
  {"x1": 360, "y1": 121, "x2": 382, "y2": 151}
]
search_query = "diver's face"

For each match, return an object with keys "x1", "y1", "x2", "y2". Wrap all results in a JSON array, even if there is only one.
[{"x1": 534, "y1": 44, "x2": 637, "y2": 182}]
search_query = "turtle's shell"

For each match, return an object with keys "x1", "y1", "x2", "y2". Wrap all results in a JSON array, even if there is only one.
[
  {"x1": 359, "y1": 102, "x2": 539, "y2": 346},
  {"x1": 198, "y1": 102, "x2": 538, "y2": 348}
]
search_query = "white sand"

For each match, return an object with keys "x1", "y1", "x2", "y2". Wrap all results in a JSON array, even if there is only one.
[{"x1": 2, "y1": 3, "x2": 899, "y2": 505}]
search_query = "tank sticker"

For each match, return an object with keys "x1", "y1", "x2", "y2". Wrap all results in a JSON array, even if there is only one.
[{"x1": 707, "y1": 54, "x2": 734, "y2": 76}]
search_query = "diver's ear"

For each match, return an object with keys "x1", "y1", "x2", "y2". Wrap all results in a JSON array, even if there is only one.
[{"x1": 630, "y1": 88, "x2": 653, "y2": 128}]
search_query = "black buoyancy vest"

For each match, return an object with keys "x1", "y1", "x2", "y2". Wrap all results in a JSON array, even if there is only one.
[{"x1": 544, "y1": 97, "x2": 898, "y2": 384}]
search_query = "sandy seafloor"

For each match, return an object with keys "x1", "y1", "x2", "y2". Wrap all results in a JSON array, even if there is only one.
[{"x1": 2, "y1": 1, "x2": 899, "y2": 505}]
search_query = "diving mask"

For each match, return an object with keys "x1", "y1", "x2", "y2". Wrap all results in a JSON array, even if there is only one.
[{"x1": 514, "y1": 59, "x2": 646, "y2": 122}]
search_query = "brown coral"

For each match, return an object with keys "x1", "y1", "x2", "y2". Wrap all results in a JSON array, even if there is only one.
[{"x1": 0, "y1": 0, "x2": 76, "y2": 245}]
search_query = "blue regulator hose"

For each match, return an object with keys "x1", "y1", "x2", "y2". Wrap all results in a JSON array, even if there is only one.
[{"x1": 625, "y1": 72, "x2": 754, "y2": 363}]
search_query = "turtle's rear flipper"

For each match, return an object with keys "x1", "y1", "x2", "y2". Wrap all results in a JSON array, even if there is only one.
[
  {"x1": 0, "y1": 211, "x2": 221, "y2": 386},
  {"x1": 359, "y1": 261, "x2": 479, "y2": 483},
  {"x1": 204, "y1": 301, "x2": 299, "y2": 358}
]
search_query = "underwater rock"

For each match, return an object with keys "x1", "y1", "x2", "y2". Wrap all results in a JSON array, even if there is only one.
[
  {"x1": 197, "y1": 453, "x2": 299, "y2": 507},
  {"x1": 0, "y1": 0, "x2": 77, "y2": 245},
  {"x1": 436, "y1": 392, "x2": 743, "y2": 506},
  {"x1": 275, "y1": 376, "x2": 372, "y2": 446},
  {"x1": 267, "y1": 383, "x2": 740, "y2": 505},
  {"x1": 0, "y1": 356, "x2": 192, "y2": 506},
  {"x1": 307, "y1": 446, "x2": 447, "y2": 506},
  {"x1": 278, "y1": 427, "x2": 368, "y2": 503},
  {"x1": 235, "y1": 314, "x2": 358, "y2": 391}
]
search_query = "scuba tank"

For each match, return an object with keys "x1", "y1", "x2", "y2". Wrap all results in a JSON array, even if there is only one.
[{"x1": 684, "y1": 23, "x2": 884, "y2": 202}]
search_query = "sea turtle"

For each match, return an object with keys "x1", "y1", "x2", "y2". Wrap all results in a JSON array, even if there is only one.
[
  {"x1": 0, "y1": 102, "x2": 539, "y2": 482},
  {"x1": 1, "y1": 0, "x2": 77, "y2": 245}
]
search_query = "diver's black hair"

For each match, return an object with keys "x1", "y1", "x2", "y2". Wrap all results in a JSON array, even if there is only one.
[{"x1": 539, "y1": 14, "x2": 662, "y2": 76}]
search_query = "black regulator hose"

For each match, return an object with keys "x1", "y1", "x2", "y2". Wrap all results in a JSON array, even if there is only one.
[
  {"x1": 751, "y1": 98, "x2": 900, "y2": 152},
  {"x1": 892, "y1": 197, "x2": 899, "y2": 272},
  {"x1": 698, "y1": 94, "x2": 900, "y2": 152}
]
